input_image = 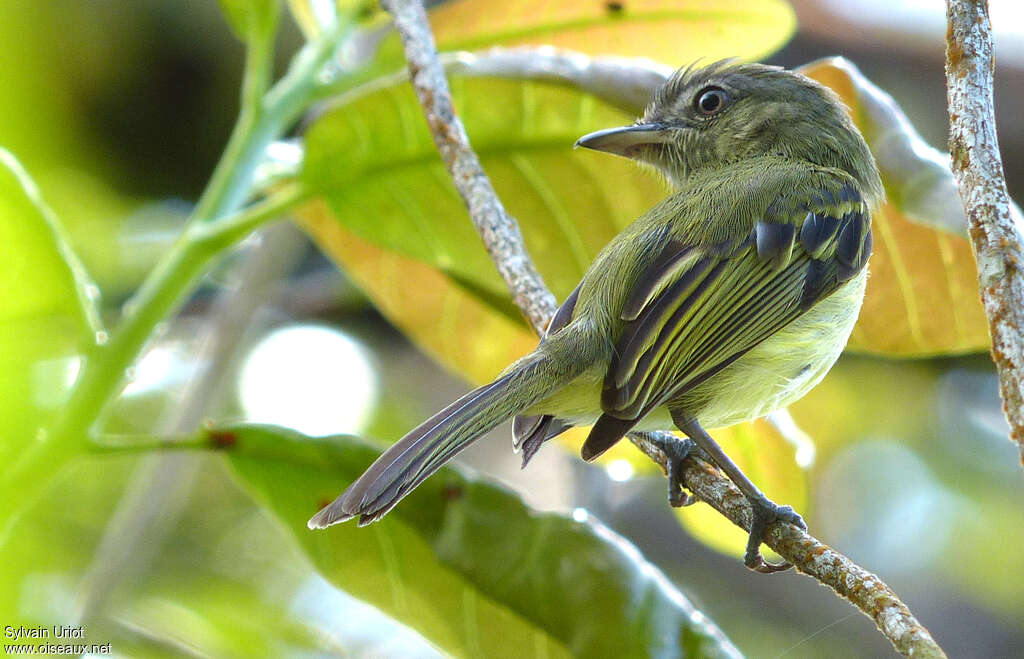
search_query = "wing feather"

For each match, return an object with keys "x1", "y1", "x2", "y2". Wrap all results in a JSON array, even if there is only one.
[{"x1": 601, "y1": 181, "x2": 871, "y2": 426}]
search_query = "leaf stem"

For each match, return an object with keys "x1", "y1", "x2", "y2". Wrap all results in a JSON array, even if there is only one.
[
  {"x1": 88, "y1": 433, "x2": 214, "y2": 454},
  {"x1": 1, "y1": 20, "x2": 350, "y2": 533},
  {"x1": 0, "y1": 186, "x2": 308, "y2": 532}
]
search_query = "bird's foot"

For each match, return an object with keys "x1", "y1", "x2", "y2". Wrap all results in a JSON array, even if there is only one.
[
  {"x1": 643, "y1": 433, "x2": 698, "y2": 508},
  {"x1": 744, "y1": 496, "x2": 806, "y2": 574}
]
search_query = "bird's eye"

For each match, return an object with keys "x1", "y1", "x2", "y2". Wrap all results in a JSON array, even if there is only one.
[{"x1": 694, "y1": 87, "x2": 728, "y2": 116}]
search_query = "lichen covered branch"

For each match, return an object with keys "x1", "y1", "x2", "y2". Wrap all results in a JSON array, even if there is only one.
[
  {"x1": 379, "y1": 0, "x2": 556, "y2": 334},
  {"x1": 945, "y1": 0, "x2": 1024, "y2": 461}
]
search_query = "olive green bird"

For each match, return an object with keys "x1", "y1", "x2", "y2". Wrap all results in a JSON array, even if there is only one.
[{"x1": 309, "y1": 60, "x2": 883, "y2": 571}]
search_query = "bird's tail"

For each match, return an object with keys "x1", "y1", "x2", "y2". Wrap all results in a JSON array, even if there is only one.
[{"x1": 308, "y1": 325, "x2": 592, "y2": 529}]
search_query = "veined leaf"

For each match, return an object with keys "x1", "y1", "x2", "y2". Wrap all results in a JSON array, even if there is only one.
[
  {"x1": 303, "y1": 75, "x2": 666, "y2": 309},
  {"x1": 219, "y1": 424, "x2": 742, "y2": 658},
  {"x1": 290, "y1": 0, "x2": 795, "y2": 68},
  {"x1": 405, "y1": 0, "x2": 794, "y2": 69}
]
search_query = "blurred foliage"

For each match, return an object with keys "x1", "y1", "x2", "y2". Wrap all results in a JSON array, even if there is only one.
[
  {"x1": 6, "y1": 449, "x2": 440, "y2": 657},
  {"x1": 218, "y1": 0, "x2": 281, "y2": 44},
  {"x1": 0, "y1": 2, "x2": 143, "y2": 294},
  {"x1": 2, "y1": 0, "x2": 1023, "y2": 657}
]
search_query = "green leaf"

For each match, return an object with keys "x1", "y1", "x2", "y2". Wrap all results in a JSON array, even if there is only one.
[
  {"x1": 0, "y1": 149, "x2": 100, "y2": 334},
  {"x1": 0, "y1": 149, "x2": 98, "y2": 465},
  {"x1": 220, "y1": 425, "x2": 740, "y2": 658},
  {"x1": 219, "y1": 0, "x2": 281, "y2": 43},
  {"x1": 0, "y1": 151, "x2": 102, "y2": 627}
]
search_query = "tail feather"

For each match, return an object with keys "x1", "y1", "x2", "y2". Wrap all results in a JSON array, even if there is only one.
[
  {"x1": 309, "y1": 328, "x2": 592, "y2": 529},
  {"x1": 513, "y1": 414, "x2": 572, "y2": 468}
]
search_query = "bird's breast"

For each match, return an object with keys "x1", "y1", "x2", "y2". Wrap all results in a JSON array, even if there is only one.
[{"x1": 679, "y1": 268, "x2": 867, "y2": 429}]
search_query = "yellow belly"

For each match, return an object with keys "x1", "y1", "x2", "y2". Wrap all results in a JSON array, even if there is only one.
[{"x1": 679, "y1": 268, "x2": 866, "y2": 429}]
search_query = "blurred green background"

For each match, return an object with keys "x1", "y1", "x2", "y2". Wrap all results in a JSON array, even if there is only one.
[{"x1": 2, "y1": 0, "x2": 1023, "y2": 657}]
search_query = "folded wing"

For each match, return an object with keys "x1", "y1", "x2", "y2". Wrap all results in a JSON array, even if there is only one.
[{"x1": 582, "y1": 180, "x2": 871, "y2": 460}]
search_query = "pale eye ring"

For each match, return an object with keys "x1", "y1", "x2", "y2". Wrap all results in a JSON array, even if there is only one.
[{"x1": 694, "y1": 87, "x2": 728, "y2": 116}]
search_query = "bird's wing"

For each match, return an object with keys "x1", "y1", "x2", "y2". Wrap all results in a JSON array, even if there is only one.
[{"x1": 582, "y1": 180, "x2": 871, "y2": 460}]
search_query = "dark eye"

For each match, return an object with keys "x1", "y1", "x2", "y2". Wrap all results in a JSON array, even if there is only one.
[{"x1": 694, "y1": 87, "x2": 728, "y2": 116}]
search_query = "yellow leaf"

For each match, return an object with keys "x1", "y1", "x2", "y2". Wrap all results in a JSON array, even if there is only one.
[
  {"x1": 426, "y1": 0, "x2": 795, "y2": 67},
  {"x1": 801, "y1": 61, "x2": 990, "y2": 356},
  {"x1": 298, "y1": 200, "x2": 538, "y2": 385}
]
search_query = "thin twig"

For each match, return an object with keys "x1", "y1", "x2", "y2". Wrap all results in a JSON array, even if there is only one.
[
  {"x1": 381, "y1": 1, "x2": 945, "y2": 656},
  {"x1": 945, "y1": 0, "x2": 1024, "y2": 462},
  {"x1": 379, "y1": 0, "x2": 556, "y2": 334}
]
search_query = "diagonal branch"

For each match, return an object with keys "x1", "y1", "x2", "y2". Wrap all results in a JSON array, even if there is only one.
[
  {"x1": 380, "y1": 0, "x2": 946, "y2": 656},
  {"x1": 945, "y1": 0, "x2": 1024, "y2": 462},
  {"x1": 379, "y1": 0, "x2": 556, "y2": 335}
]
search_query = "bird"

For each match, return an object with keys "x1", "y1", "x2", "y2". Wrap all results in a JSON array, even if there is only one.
[{"x1": 309, "y1": 60, "x2": 883, "y2": 572}]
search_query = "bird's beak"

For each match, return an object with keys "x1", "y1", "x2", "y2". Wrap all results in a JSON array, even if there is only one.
[{"x1": 574, "y1": 123, "x2": 674, "y2": 158}]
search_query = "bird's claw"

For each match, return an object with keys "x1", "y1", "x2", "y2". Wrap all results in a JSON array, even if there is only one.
[
  {"x1": 648, "y1": 435, "x2": 697, "y2": 508},
  {"x1": 743, "y1": 499, "x2": 805, "y2": 573},
  {"x1": 665, "y1": 453, "x2": 696, "y2": 507}
]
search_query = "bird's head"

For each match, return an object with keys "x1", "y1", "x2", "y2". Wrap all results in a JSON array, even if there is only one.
[{"x1": 576, "y1": 60, "x2": 882, "y2": 200}]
